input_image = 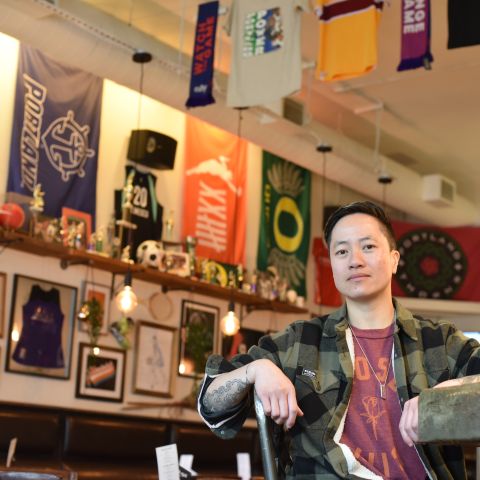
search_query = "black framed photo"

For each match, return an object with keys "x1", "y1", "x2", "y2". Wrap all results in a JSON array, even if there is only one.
[
  {"x1": 222, "y1": 327, "x2": 265, "y2": 361},
  {"x1": 178, "y1": 300, "x2": 218, "y2": 378},
  {"x1": 76, "y1": 343, "x2": 126, "y2": 402},
  {"x1": 6, "y1": 274, "x2": 77, "y2": 379},
  {"x1": 79, "y1": 281, "x2": 111, "y2": 336},
  {"x1": 133, "y1": 321, "x2": 177, "y2": 397},
  {"x1": 0, "y1": 272, "x2": 6, "y2": 338}
]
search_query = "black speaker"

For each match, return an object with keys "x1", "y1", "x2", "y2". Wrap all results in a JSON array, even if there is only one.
[{"x1": 127, "y1": 129, "x2": 177, "y2": 170}]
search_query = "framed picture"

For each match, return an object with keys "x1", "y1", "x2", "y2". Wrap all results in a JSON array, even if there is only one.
[
  {"x1": 178, "y1": 300, "x2": 218, "y2": 378},
  {"x1": 5, "y1": 274, "x2": 77, "y2": 379},
  {"x1": 0, "y1": 272, "x2": 6, "y2": 338},
  {"x1": 61, "y1": 207, "x2": 92, "y2": 248},
  {"x1": 133, "y1": 321, "x2": 177, "y2": 397},
  {"x1": 76, "y1": 343, "x2": 126, "y2": 402},
  {"x1": 80, "y1": 281, "x2": 111, "y2": 335},
  {"x1": 222, "y1": 327, "x2": 265, "y2": 361}
]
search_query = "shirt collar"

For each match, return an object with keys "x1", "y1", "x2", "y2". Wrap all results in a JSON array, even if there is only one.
[{"x1": 323, "y1": 298, "x2": 418, "y2": 341}]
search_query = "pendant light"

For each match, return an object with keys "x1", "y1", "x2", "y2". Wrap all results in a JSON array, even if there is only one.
[
  {"x1": 220, "y1": 108, "x2": 245, "y2": 336},
  {"x1": 220, "y1": 300, "x2": 240, "y2": 336},
  {"x1": 115, "y1": 269, "x2": 138, "y2": 315}
]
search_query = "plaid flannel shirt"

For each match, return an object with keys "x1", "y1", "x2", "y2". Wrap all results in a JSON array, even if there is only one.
[{"x1": 198, "y1": 299, "x2": 480, "y2": 479}]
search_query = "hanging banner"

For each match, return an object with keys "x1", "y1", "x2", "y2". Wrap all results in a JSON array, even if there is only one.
[
  {"x1": 392, "y1": 220, "x2": 480, "y2": 301},
  {"x1": 312, "y1": 238, "x2": 342, "y2": 307},
  {"x1": 7, "y1": 45, "x2": 103, "y2": 224},
  {"x1": 397, "y1": 0, "x2": 433, "y2": 71},
  {"x1": 257, "y1": 152, "x2": 310, "y2": 296},
  {"x1": 182, "y1": 116, "x2": 247, "y2": 265},
  {"x1": 185, "y1": 1, "x2": 219, "y2": 108}
]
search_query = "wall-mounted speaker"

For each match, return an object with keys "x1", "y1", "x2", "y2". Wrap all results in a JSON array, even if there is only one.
[{"x1": 127, "y1": 129, "x2": 177, "y2": 170}]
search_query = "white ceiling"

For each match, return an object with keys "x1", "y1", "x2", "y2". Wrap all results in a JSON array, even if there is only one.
[{"x1": 2, "y1": 0, "x2": 480, "y2": 224}]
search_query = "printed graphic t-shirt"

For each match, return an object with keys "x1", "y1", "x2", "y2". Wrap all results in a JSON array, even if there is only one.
[
  {"x1": 340, "y1": 324, "x2": 426, "y2": 479},
  {"x1": 226, "y1": 0, "x2": 309, "y2": 108}
]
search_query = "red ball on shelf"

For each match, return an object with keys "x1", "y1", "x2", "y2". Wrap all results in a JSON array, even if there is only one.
[{"x1": 0, "y1": 203, "x2": 25, "y2": 230}]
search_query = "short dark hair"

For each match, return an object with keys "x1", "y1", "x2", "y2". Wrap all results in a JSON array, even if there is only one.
[{"x1": 323, "y1": 201, "x2": 397, "y2": 250}]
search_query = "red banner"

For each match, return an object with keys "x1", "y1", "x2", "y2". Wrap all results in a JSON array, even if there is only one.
[
  {"x1": 392, "y1": 220, "x2": 480, "y2": 301},
  {"x1": 182, "y1": 116, "x2": 247, "y2": 265},
  {"x1": 312, "y1": 238, "x2": 342, "y2": 307}
]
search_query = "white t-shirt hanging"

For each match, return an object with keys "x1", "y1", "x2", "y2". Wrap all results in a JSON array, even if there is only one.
[{"x1": 226, "y1": 0, "x2": 309, "y2": 108}]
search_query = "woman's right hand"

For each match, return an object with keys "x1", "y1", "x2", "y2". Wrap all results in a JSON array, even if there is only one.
[{"x1": 249, "y1": 359, "x2": 303, "y2": 429}]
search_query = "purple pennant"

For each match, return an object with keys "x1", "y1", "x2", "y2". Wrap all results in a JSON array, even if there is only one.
[
  {"x1": 185, "y1": 1, "x2": 219, "y2": 108},
  {"x1": 397, "y1": 0, "x2": 434, "y2": 71}
]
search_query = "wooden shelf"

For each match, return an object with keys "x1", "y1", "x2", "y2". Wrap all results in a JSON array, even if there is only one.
[{"x1": 0, "y1": 230, "x2": 308, "y2": 314}]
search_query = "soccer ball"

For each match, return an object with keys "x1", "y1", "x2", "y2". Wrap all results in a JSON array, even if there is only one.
[{"x1": 136, "y1": 240, "x2": 163, "y2": 268}]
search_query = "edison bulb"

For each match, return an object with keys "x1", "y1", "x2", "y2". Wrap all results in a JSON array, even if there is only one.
[
  {"x1": 220, "y1": 310, "x2": 240, "y2": 336},
  {"x1": 115, "y1": 285, "x2": 138, "y2": 314}
]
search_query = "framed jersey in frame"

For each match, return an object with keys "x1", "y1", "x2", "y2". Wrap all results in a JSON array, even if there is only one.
[{"x1": 5, "y1": 274, "x2": 77, "y2": 379}]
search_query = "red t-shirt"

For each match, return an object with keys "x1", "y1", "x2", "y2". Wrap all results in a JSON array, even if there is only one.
[{"x1": 340, "y1": 324, "x2": 426, "y2": 479}]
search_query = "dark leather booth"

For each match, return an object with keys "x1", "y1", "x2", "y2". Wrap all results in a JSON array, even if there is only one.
[{"x1": 0, "y1": 403, "x2": 261, "y2": 480}]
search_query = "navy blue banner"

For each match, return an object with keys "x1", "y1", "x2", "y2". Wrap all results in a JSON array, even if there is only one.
[
  {"x1": 185, "y1": 1, "x2": 218, "y2": 108},
  {"x1": 7, "y1": 45, "x2": 103, "y2": 225}
]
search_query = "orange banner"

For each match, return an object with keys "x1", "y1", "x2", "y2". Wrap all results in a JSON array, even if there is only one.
[{"x1": 183, "y1": 116, "x2": 247, "y2": 265}]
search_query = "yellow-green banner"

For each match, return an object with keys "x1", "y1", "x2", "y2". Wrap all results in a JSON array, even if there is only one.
[{"x1": 257, "y1": 151, "x2": 311, "y2": 296}]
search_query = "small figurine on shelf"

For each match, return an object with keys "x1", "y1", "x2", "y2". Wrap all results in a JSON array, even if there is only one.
[
  {"x1": 30, "y1": 183, "x2": 45, "y2": 212},
  {"x1": 95, "y1": 228, "x2": 104, "y2": 253},
  {"x1": 29, "y1": 183, "x2": 45, "y2": 237},
  {"x1": 228, "y1": 269, "x2": 237, "y2": 289},
  {"x1": 237, "y1": 264, "x2": 244, "y2": 290},
  {"x1": 185, "y1": 236, "x2": 197, "y2": 277},
  {"x1": 67, "y1": 221, "x2": 77, "y2": 248},
  {"x1": 250, "y1": 269, "x2": 258, "y2": 294},
  {"x1": 121, "y1": 245, "x2": 134, "y2": 264},
  {"x1": 87, "y1": 232, "x2": 96, "y2": 252},
  {"x1": 74, "y1": 222, "x2": 85, "y2": 250},
  {"x1": 164, "y1": 210, "x2": 175, "y2": 241}
]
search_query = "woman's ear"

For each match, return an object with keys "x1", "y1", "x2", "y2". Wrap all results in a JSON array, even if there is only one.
[{"x1": 391, "y1": 249, "x2": 400, "y2": 274}]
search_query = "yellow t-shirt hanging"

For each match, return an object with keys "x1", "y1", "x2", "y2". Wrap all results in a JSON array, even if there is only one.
[{"x1": 315, "y1": 0, "x2": 384, "y2": 82}]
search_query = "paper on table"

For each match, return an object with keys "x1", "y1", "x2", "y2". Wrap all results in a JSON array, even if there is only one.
[
  {"x1": 236, "y1": 452, "x2": 251, "y2": 480},
  {"x1": 179, "y1": 454, "x2": 197, "y2": 475},
  {"x1": 156, "y1": 444, "x2": 180, "y2": 480},
  {"x1": 6, "y1": 437, "x2": 17, "y2": 468}
]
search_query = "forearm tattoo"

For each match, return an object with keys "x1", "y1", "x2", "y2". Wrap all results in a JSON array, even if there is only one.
[{"x1": 203, "y1": 376, "x2": 250, "y2": 413}]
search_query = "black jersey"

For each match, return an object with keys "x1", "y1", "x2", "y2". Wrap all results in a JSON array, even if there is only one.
[{"x1": 115, "y1": 165, "x2": 163, "y2": 257}]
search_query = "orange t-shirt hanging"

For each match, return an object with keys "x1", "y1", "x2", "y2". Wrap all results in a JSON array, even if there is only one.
[
  {"x1": 182, "y1": 116, "x2": 247, "y2": 265},
  {"x1": 315, "y1": 0, "x2": 384, "y2": 82}
]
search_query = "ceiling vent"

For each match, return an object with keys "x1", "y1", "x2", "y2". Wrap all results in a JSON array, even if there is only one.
[
  {"x1": 422, "y1": 174, "x2": 456, "y2": 207},
  {"x1": 283, "y1": 97, "x2": 307, "y2": 126}
]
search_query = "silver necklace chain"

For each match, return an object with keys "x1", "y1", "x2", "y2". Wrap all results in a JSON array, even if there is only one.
[{"x1": 350, "y1": 326, "x2": 393, "y2": 400}]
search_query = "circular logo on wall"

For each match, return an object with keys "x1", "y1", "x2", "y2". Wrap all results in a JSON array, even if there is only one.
[{"x1": 396, "y1": 228, "x2": 468, "y2": 299}]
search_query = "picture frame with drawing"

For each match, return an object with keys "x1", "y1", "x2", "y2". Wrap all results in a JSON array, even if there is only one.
[{"x1": 133, "y1": 321, "x2": 177, "y2": 397}]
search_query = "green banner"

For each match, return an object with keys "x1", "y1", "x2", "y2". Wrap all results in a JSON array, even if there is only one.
[{"x1": 257, "y1": 151, "x2": 311, "y2": 296}]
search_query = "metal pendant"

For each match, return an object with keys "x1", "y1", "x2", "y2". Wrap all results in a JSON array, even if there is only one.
[{"x1": 380, "y1": 384, "x2": 386, "y2": 400}]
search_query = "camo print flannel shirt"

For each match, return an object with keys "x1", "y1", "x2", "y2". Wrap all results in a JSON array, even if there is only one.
[{"x1": 198, "y1": 299, "x2": 480, "y2": 480}]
